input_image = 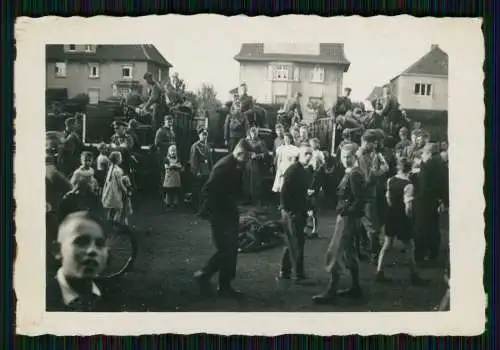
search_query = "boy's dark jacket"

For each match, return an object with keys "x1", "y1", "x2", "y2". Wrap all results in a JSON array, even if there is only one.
[{"x1": 46, "y1": 275, "x2": 118, "y2": 312}]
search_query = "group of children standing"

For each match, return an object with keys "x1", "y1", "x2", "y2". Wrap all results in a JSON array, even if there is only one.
[{"x1": 60, "y1": 144, "x2": 133, "y2": 225}]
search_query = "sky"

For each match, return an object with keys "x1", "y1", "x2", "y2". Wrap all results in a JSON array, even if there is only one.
[{"x1": 146, "y1": 15, "x2": 471, "y2": 103}]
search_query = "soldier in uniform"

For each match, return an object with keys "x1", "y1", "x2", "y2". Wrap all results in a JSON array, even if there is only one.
[
  {"x1": 59, "y1": 117, "x2": 84, "y2": 176},
  {"x1": 238, "y1": 83, "x2": 255, "y2": 125},
  {"x1": 312, "y1": 143, "x2": 366, "y2": 304},
  {"x1": 194, "y1": 139, "x2": 251, "y2": 297},
  {"x1": 140, "y1": 72, "x2": 167, "y2": 130},
  {"x1": 283, "y1": 92, "x2": 303, "y2": 127},
  {"x1": 189, "y1": 127, "x2": 213, "y2": 211},
  {"x1": 110, "y1": 120, "x2": 135, "y2": 174}
]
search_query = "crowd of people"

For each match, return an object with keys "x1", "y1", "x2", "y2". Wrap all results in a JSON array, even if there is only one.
[{"x1": 44, "y1": 75, "x2": 450, "y2": 311}]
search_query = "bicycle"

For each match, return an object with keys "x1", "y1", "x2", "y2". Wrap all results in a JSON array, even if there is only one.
[{"x1": 98, "y1": 220, "x2": 139, "y2": 280}]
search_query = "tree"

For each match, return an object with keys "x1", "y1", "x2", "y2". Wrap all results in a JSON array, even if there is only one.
[{"x1": 196, "y1": 83, "x2": 222, "y2": 111}]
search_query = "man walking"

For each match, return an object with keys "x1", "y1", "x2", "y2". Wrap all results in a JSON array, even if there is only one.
[
  {"x1": 278, "y1": 145, "x2": 313, "y2": 281},
  {"x1": 313, "y1": 143, "x2": 366, "y2": 304},
  {"x1": 194, "y1": 139, "x2": 250, "y2": 297}
]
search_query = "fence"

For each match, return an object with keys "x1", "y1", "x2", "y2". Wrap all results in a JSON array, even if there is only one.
[{"x1": 308, "y1": 116, "x2": 336, "y2": 154}]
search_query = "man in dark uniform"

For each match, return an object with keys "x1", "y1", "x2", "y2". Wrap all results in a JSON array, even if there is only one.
[
  {"x1": 140, "y1": 72, "x2": 167, "y2": 130},
  {"x1": 278, "y1": 145, "x2": 313, "y2": 281},
  {"x1": 110, "y1": 120, "x2": 134, "y2": 173},
  {"x1": 238, "y1": 83, "x2": 255, "y2": 124},
  {"x1": 413, "y1": 142, "x2": 449, "y2": 264},
  {"x1": 313, "y1": 143, "x2": 366, "y2": 304},
  {"x1": 189, "y1": 127, "x2": 213, "y2": 211},
  {"x1": 283, "y1": 92, "x2": 303, "y2": 127},
  {"x1": 194, "y1": 139, "x2": 251, "y2": 297},
  {"x1": 59, "y1": 117, "x2": 84, "y2": 176},
  {"x1": 379, "y1": 85, "x2": 402, "y2": 139},
  {"x1": 333, "y1": 87, "x2": 354, "y2": 117}
]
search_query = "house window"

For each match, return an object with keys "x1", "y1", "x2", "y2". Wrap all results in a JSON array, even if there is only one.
[
  {"x1": 89, "y1": 63, "x2": 99, "y2": 78},
  {"x1": 414, "y1": 83, "x2": 432, "y2": 96},
  {"x1": 54, "y1": 62, "x2": 66, "y2": 77},
  {"x1": 310, "y1": 65, "x2": 325, "y2": 83},
  {"x1": 158, "y1": 68, "x2": 162, "y2": 82},
  {"x1": 68, "y1": 44, "x2": 76, "y2": 51},
  {"x1": 274, "y1": 65, "x2": 291, "y2": 81},
  {"x1": 84, "y1": 45, "x2": 94, "y2": 52},
  {"x1": 121, "y1": 65, "x2": 133, "y2": 79},
  {"x1": 426, "y1": 84, "x2": 432, "y2": 96},
  {"x1": 273, "y1": 95, "x2": 288, "y2": 104}
]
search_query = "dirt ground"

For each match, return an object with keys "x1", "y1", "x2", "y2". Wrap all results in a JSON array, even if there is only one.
[{"x1": 105, "y1": 195, "x2": 448, "y2": 312}]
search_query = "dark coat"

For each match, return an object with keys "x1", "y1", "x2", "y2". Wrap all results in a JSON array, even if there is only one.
[
  {"x1": 335, "y1": 167, "x2": 366, "y2": 218},
  {"x1": 199, "y1": 154, "x2": 243, "y2": 220},
  {"x1": 46, "y1": 275, "x2": 117, "y2": 312},
  {"x1": 280, "y1": 162, "x2": 310, "y2": 215}
]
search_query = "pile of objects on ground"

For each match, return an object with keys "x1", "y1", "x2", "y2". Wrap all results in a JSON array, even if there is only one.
[{"x1": 237, "y1": 207, "x2": 284, "y2": 253}]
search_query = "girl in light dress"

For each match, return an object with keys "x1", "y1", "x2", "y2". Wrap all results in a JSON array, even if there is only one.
[
  {"x1": 163, "y1": 145, "x2": 183, "y2": 208},
  {"x1": 102, "y1": 151, "x2": 128, "y2": 222},
  {"x1": 272, "y1": 133, "x2": 300, "y2": 193}
]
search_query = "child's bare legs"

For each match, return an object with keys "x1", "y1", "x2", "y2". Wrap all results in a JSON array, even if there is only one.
[
  {"x1": 172, "y1": 188, "x2": 179, "y2": 207},
  {"x1": 404, "y1": 239, "x2": 417, "y2": 274},
  {"x1": 376, "y1": 236, "x2": 394, "y2": 275}
]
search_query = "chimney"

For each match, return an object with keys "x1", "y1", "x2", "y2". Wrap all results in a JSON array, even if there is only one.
[{"x1": 431, "y1": 44, "x2": 439, "y2": 50}]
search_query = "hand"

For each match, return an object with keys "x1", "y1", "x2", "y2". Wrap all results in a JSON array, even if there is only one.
[
  {"x1": 307, "y1": 210, "x2": 313, "y2": 216},
  {"x1": 307, "y1": 189, "x2": 315, "y2": 196},
  {"x1": 438, "y1": 203, "x2": 447, "y2": 213},
  {"x1": 224, "y1": 140, "x2": 228, "y2": 146}
]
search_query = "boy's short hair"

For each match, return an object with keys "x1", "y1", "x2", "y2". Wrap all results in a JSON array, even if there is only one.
[
  {"x1": 80, "y1": 151, "x2": 94, "y2": 160},
  {"x1": 97, "y1": 142, "x2": 107, "y2": 152},
  {"x1": 57, "y1": 211, "x2": 107, "y2": 242},
  {"x1": 109, "y1": 151, "x2": 122, "y2": 164},
  {"x1": 397, "y1": 156, "x2": 413, "y2": 173},
  {"x1": 340, "y1": 142, "x2": 358, "y2": 155}
]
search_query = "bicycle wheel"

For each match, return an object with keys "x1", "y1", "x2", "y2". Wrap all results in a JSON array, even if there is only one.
[{"x1": 99, "y1": 221, "x2": 138, "y2": 280}]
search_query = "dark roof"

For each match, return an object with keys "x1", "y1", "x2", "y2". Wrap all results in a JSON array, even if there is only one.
[
  {"x1": 46, "y1": 44, "x2": 172, "y2": 68},
  {"x1": 234, "y1": 43, "x2": 350, "y2": 71},
  {"x1": 366, "y1": 86, "x2": 383, "y2": 101},
  {"x1": 391, "y1": 44, "x2": 448, "y2": 81}
]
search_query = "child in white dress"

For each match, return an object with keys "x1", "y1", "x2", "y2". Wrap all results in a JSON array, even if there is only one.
[{"x1": 272, "y1": 133, "x2": 300, "y2": 193}]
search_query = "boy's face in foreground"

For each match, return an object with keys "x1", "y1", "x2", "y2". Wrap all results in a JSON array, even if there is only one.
[{"x1": 57, "y1": 218, "x2": 108, "y2": 279}]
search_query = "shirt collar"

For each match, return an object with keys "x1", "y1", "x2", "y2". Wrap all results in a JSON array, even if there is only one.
[{"x1": 56, "y1": 268, "x2": 101, "y2": 306}]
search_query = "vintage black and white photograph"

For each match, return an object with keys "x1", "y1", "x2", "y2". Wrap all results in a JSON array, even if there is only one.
[{"x1": 15, "y1": 15, "x2": 484, "y2": 335}]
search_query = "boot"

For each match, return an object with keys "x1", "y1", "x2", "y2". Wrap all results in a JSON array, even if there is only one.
[
  {"x1": 193, "y1": 270, "x2": 213, "y2": 296},
  {"x1": 312, "y1": 278, "x2": 338, "y2": 304}
]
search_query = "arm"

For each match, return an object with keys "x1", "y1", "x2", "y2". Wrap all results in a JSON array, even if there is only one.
[
  {"x1": 54, "y1": 169, "x2": 73, "y2": 194},
  {"x1": 280, "y1": 167, "x2": 296, "y2": 212},
  {"x1": 224, "y1": 114, "x2": 230, "y2": 141},
  {"x1": 116, "y1": 170, "x2": 128, "y2": 193},
  {"x1": 190, "y1": 144, "x2": 198, "y2": 175},
  {"x1": 385, "y1": 177, "x2": 392, "y2": 206},
  {"x1": 403, "y1": 183, "x2": 414, "y2": 217},
  {"x1": 345, "y1": 171, "x2": 366, "y2": 216},
  {"x1": 154, "y1": 129, "x2": 162, "y2": 148}
]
